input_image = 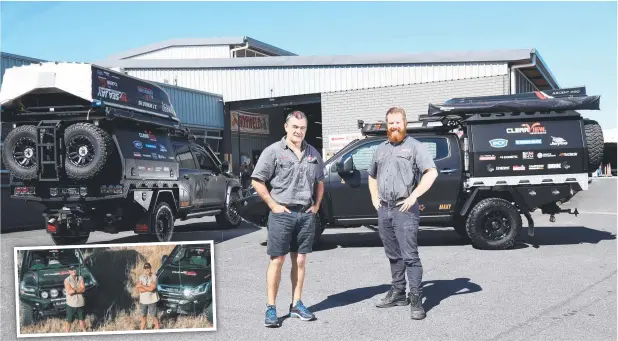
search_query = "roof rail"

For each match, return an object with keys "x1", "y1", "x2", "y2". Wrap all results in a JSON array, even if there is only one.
[{"x1": 429, "y1": 87, "x2": 600, "y2": 117}]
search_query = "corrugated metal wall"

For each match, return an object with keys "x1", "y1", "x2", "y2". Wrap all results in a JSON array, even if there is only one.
[
  {"x1": 1, "y1": 52, "x2": 46, "y2": 86},
  {"x1": 129, "y1": 46, "x2": 231, "y2": 60},
  {"x1": 155, "y1": 82, "x2": 225, "y2": 129},
  {"x1": 513, "y1": 68, "x2": 538, "y2": 93},
  {"x1": 126, "y1": 62, "x2": 509, "y2": 102}
]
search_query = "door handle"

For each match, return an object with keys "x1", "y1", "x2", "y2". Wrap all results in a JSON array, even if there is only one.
[
  {"x1": 183, "y1": 175, "x2": 190, "y2": 180},
  {"x1": 440, "y1": 168, "x2": 457, "y2": 174}
]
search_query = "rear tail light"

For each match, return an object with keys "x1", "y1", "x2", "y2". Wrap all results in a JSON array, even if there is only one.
[
  {"x1": 14, "y1": 187, "x2": 35, "y2": 195},
  {"x1": 135, "y1": 224, "x2": 148, "y2": 233}
]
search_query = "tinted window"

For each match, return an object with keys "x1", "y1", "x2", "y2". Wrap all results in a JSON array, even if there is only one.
[
  {"x1": 417, "y1": 137, "x2": 449, "y2": 160},
  {"x1": 192, "y1": 147, "x2": 216, "y2": 171},
  {"x1": 347, "y1": 140, "x2": 383, "y2": 170},
  {"x1": 174, "y1": 143, "x2": 198, "y2": 169}
]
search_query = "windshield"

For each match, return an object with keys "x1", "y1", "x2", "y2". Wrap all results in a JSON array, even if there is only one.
[
  {"x1": 169, "y1": 247, "x2": 210, "y2": 269},
  {"x1": 28, "y1": 249, "x2": 81, "y2": 270}
]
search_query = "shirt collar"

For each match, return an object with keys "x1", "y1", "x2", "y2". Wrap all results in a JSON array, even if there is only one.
[{"x1": 280, "y1": 136, "x2": 307, "y2": 151}]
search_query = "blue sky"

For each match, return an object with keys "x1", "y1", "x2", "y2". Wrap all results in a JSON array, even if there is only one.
[{"x1": 1, "y1": 1, "x2": 616, "y2": 129}]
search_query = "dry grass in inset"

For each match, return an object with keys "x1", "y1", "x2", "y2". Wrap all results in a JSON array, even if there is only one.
[{"x1": 19, "y1": 245, "x2": 213, "y2": 334}]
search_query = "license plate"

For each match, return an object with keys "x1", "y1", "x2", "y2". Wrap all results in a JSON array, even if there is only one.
[{"x1": 53, "y1": 300, "x2": 66, "y2": 306}]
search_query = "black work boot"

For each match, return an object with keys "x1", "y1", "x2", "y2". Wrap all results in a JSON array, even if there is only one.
[
  {"x1": 375, "y1": 287, "x2": 409, "y2": 308},
  {"x1": 408, "y1": 292, "x2": 426, "y2": 320}
]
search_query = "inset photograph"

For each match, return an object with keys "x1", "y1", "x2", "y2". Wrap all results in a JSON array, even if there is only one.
[{"x1": 14, "y1": 241, "x2": 216, "y2": 337}]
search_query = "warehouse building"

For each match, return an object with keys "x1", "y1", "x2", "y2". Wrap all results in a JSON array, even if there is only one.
[{"x1": 94, "y1": 36, "x2": 560, "y2": 171}]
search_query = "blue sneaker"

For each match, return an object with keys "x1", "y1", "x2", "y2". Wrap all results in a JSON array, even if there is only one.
[
  {"x1": 264, "y1": 305, "x2": 280, "y2": 327},
  {"x1": 289, "y1": 300, "x2": 316, "y2": 321}
]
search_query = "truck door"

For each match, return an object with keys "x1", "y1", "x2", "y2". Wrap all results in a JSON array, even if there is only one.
[
  {"x1": 174, "y1": 142, "x2": 207, "y2": 211},
  {"x1": 191, "y1": 145, "x2": 226, "y2": 208},
  {"x1": 328, "y1": 139, "x2": 384, "y2": 223},
  {"x1": 415, "y1": 136, "x2": 462, "y2": 217}
]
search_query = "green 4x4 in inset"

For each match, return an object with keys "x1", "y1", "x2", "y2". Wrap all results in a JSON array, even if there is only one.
[{"x1": 17, "y1": 248, "x2": 98, "y2": 326}]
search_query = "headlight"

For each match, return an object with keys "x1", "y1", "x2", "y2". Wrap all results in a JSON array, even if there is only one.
[
  {"x1": 40, "y1": 291, "x2": 49, "y2": 299},
  {"x1": 50, "y1": 289, "x2": 59, "y2": 298},
  {"x1": 19, "y1": 282, "x2": 36, "y2": 295},
  {"x1": 182, "y1": 288, "x2": 193, "y2": 298}
]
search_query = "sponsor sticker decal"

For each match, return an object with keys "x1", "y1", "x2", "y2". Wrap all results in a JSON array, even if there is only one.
[
  {"x1": 145, "y1": 143, "x2": 156, "y2": 149},
  {"x1": 522, "y1": 151, "x2": 534, "y2": 159},
  {"x1": 489, "y1": 139, "x2": 508, "y2": 148},
  {"x1": 500, "y1": 155, "x2": 518, "y2": 160},
  {"x1": 506, "y1": 122, "x2": 546, "y2": 135},
  {"x1": 137, "y1": 166, "x2": 146, "y2": 170},
  {"x1": 529, "y1": 164, "x2": 545, "y2": 170},
  {"x1": 537, "y1": 152, "x2": 556, "y2": 158},
  {"x1": 439, "y1": 204, "x2": 451, "y2": 210},
  {"x1": 513, "y1": 165, "x2": 526, "y2": 171},
  {"x1": 133, "y1": 152, "x2": 141, "y2": 157},
  {"x1": 486, "y1": 164, "x2": 495, "y2": 172},
  {"x1": 550, "y1": 136, "x2": 568, "y2": 146},
  {"x1": 160, "y1": 144, "x2": 167, "y2": 153},
  {"x1": 547, "y1": 163, "x2": 561, "y2": 169},
  {"x1": 559, "y1": 152, "x2": 577, "y2": 157},
  {"x1": 133, "y1": 141, "x2": 143, "y2": 149},
  {"x1": 479, "y1": 155, "x2": 496, "y2": 161},
  {"x1": 515, "y1": 139, "x2": 542, "y2": 145},
  {"x1": 496, "y1": 166, "x2": 510, "y2": 171},
  {"x1": 139, "y1": 131, "x2": 157, "y2": 141},
  {"x1": 562, "y1": 162, "x2": 571, "y2": 170}
]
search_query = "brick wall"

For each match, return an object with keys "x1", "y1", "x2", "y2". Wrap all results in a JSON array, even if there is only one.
[{"x1": 321, "y1": 75, "x2": 509, "y2": 155}]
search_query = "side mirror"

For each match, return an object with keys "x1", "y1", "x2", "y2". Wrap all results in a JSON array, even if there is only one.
[
  {"x1": 336, "y1": 156, "x2": 355, "y2": 174},
  {"x1": 221, "y1": 161, "x2": 230, "y2": 173},
  {"x1": 162, "y1": 255, "x2": 168, "y2": 263}
]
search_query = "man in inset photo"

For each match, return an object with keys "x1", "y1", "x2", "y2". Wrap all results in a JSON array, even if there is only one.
[
  {"x1": 64, "y1": 265, "x2": 87, "y2": 332},
  {"x1": 136, "y1": 262, "x2": 160, "y2": 330}
]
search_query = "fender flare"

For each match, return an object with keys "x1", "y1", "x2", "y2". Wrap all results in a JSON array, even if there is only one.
[{"x1": 225, "y1": 182, "x2": 242, "y2": 206}]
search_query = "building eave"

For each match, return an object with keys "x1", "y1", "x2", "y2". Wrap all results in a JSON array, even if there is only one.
[{"x1": 94, "y1": 48, "x2": 534, "y2": 69}]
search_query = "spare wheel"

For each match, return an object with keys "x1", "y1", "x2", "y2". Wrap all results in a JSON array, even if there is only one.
[
  {"x1": 583, "y1": 119, "x2": 604, "y2": 172},
  {"x1": 64, "y1": 123, "x2": 113, "y2": 180},
  {"x1": 1, "y1": 125, "x2": 38, "y2": 181}
]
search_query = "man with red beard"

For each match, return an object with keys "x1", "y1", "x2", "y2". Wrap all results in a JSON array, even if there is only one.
[{"x1": 367, "y1": 106, "x2": 438, "y2": 320}]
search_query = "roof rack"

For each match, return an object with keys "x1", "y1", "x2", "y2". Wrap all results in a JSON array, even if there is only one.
[
  {"x1": 428, "y1": 86, "x2": 600, "y2": 117},
  {"x1": 358, "y1": 119, "x2": 455, "y2": 136}
]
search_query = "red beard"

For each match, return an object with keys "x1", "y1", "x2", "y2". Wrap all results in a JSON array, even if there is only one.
[{"x1": 387, "y1": 128, "x2": 405, "y2": 144}]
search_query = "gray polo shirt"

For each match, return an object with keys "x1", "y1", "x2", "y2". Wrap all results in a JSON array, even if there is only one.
[
  {"x1": 368, "y1": 135, "x2": 436, "y2": 203},
  {"x1": 251, "y1": 137, "x2": 325, "y2": 206}
]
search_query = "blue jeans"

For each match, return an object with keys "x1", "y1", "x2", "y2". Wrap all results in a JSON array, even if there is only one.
[{"x1": 377, "y1": 202, "x2": 423, "y2": 294}]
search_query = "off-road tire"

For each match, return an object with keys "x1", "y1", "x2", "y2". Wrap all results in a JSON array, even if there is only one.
[
  {"x1": 2, "y1": 125, "x2": 38, "y2": 181},
  {"x1": 203, "y1": 302, "x2": 214, "y2": 323},
  {"x1": 64, "y1": 123, "x2": 113, "y2": 181},
  {"x1": 151, "y1": 201, "x2": 175, "y2": 242},
  {"x1": 584, "y1": 119, "x2": 604, "y2": 172},
  {"x1": 215, "y1": 189, "x2": 242, "y2": 229},
  {"x1": 465, "y1": 198, "x2": 522, "y2": 250},
  {"x1": 19, "y1": 303, "x2": 36, "y2": 327},
  {"x1": 51, "y1": 233, "x2": 90, "y2": 245}
]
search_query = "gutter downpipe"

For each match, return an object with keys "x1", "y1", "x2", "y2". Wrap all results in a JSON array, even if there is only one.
[
  {"x1": 230, "y1": 43, "x2": 249, "y2": 58},
  {"x1": 509, "y1": 53, "x2": 537, "y2": 94}
]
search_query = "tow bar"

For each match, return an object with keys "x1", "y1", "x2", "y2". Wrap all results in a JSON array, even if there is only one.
[{"x1": 549, "y1": 208, "x2": 579, "y2": 223}]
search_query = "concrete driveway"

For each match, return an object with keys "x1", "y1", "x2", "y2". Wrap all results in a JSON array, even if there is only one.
[{"x1": 1, "y1": 179, "x2": 616, "y2": 340}]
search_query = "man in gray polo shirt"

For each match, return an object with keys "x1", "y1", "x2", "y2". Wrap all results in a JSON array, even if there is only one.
[
  {"x1": 368, "y1": 106, "x2": 438, "y2": 320},
  {"x1": 251, "y1": 110, "x2": 325, "y2": 328}
]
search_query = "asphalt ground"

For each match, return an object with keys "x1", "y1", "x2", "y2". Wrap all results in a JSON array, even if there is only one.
[{"x1": 1, "y1": 178, "x2": 616, "y2": 340}]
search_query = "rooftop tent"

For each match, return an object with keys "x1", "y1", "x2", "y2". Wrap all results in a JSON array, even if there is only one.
[{"x1": 428, "y1": 87, "x2": 601, "y2": 116}]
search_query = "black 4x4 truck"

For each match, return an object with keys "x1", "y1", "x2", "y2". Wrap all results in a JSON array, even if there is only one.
[
  {"x1": 238, "y1": 87, "x2": 604, "y2": 250},
  {"x1": 1, "y1": 63, "x2": 243, "y2": 245}
]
